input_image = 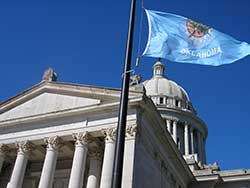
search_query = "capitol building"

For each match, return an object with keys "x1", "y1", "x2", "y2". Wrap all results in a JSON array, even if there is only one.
[{"x1": 0, "y1": 60, "x2": 249, "y2": 188}]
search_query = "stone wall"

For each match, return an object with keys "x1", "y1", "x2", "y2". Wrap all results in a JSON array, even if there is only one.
[{"x1": 132, "y1": 109, "x2": 191, "y2": 188}]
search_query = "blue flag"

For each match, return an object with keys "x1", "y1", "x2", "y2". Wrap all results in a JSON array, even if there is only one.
[{"x1": 143, "y1": 9, "x2": 250, "y2": 66}]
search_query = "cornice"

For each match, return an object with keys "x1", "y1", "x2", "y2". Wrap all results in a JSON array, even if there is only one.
[
  {"x1": 0, "y1": 95, "x2": 143, "y2": 129},
  {"x1": 0, "y1": 81, "x2": 144, "y2": 114}
]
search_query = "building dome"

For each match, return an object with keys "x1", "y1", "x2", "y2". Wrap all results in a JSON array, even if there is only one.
[
  {"x1": 143, "y1": 60, "x2": 191, "y2": 110},
  {"x1": 143, "y1": 76, "x2": 190, "y2": 102},
  {"x1": 142, "y1": 59, "x2": 207, "y2": 165}
]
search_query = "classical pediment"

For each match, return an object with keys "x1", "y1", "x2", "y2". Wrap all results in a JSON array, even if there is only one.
[
  {"x1": 0, "y1": 92, "x2": 101, "y2": 121},
  {"x1": 0, "y1": 81, "x2": 124, "y2": 122}
]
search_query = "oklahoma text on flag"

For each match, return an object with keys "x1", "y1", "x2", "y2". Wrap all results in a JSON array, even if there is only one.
[{"x1": 142, "y1": 9, "x2": 250, "y2": 66}]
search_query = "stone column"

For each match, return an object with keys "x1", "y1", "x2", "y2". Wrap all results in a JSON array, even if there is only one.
[
  {"x1": 0, "y1": 144, "x2": 8, "y2": 173},
  {"x1": 163, "y1": 97, "x2": 166, "y2": 105},
  {"x1": 122, "y1": 124, "x2": 137, "y2": 188},
  {"x1": 38, "y1": 136, "x2": 63, "y2": 188},
  {"x1": 7, "y1": 141, "x2": 33, "y2": 188},
  {"x1": 184, "y1": 123, "x2": 190, "y2": 155},
  {"x1": 99, "y1": 128, "x2": 116, "y2": 188},
  {"x1": 190, "y1": 127, "x2": 195, "y2": 154},
  {"x1": 173, "y1": 120, "x2": 177, "y2": 143},
  {"x1": 166, "y1": 119, "x2": 171, "y2": 133},
  {"x1": 86, "y1": 147, "x2": 102, "y2": 188},
  {"x1": 172, "y1": 98, "x2": 176, "y2": 106},
  {"x1": 178, "y1": 100, "x2": 182, "y2": 108},
  {"x1": 68, "y1": 132, "x2": 91, "y2": 188}
]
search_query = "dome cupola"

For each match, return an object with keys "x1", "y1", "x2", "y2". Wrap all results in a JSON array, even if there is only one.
[
  {"x1": 142, "y1": 59, "x2": 208, "y2": 166},
  {"x1": 153, "y1": 59, "x2": 165, "y2": 77},
  {"x1": 143, "y1": 60, "x2": 194, "y2": 112}
]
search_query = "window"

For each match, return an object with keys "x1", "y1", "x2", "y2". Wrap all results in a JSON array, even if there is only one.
[
  {"x1": 156, "y1": 68, "x2": 160, "y2": 74},
  {"x1": 159, "y1": 97, "x2": 164, "y2": 104},
  {"x1": 175, "y1": 100, "x2": 179, "y2": 107}
]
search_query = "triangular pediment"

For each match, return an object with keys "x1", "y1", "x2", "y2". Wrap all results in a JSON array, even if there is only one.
[
  {"x1": 0, "y1": 81, "x2": 126, "y2": 122},
  {"x1": 0, "y1": 92, "x2": 101, "y2": 121}
]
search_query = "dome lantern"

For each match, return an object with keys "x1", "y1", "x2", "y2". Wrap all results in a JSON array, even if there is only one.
[
  {"x1": 143, "y1": 59, "x2": 190, "y2": 104},
  {"x1": 153, "y1": 58, "x2": 165, "y2": 77}
]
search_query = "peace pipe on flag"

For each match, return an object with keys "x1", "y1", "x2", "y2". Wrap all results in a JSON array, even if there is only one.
[{"x1": 142, "y1": 9, "x2": 250, "y2": 66}]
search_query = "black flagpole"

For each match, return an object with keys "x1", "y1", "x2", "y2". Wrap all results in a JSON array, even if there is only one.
[{"x1": 111, "y1": 0, "x2": 137, "y2": 187}]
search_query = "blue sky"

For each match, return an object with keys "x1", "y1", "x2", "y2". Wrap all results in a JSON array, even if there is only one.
[{"x1": 0, "y1": 0, "x2": 249, "y2": 170}]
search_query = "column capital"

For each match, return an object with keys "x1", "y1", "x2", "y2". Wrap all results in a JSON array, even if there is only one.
[
  {"x1": 44, "y1": 136, "x2": 63, "y2": 150},
  {"x1": 8, "y1": 142, "x2": 31, "y2": 188},
  {"x1": 73, "y1": 132, "x2": 93, "y2": 146},
  {"x1": 16, "y1": 141, "x2": 34, "y2": 154},
  {"x1": 88, "y1": 146, "x2": 103, "y2": 160},
  {"x1": 69, "y1": 132, "x2": 89, "y2": 188},
  {"x1": 126, "y1": 124, "x2": 137, "y2": 139},
  {"x1": 173, "y1": 120, "x2": 178, "y2": 124},
  {"x1": 102, "y1": 128, "x2": 116, "y2": 143}
]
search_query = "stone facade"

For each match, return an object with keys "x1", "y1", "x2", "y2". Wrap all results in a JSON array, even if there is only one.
[
  {"x1": 0, "y1": 78, "x2": 193, "y2": 188},
  {"x1": 0, "y1": 63, "x2": 249, "y2": 188}
]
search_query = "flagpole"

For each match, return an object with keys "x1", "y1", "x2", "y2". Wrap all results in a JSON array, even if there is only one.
[{"x1": 111, "y1": 0, "x2": 136, "y2": 187}]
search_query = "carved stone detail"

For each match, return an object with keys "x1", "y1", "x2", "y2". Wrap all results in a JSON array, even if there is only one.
[
  {"x1": 126, "y1": 124, "x2": 137, "y2": 138},
  {"x1": 42, "y1": 68, "x2": 57, "y2": 82},
  {"x1": 130, "y1": 75, "x2": 142, "y2": 86},
  {"x1": 16, "y1": 141, "x2": 33, "y2": 154},
  {"x1": 202, "y1": 162, "x2": 220, "y2": 171},
  {"x1": 88, "y1": 146, "x2": 103, "y2": 160},
  {"x1": 73, "y1": 132, "x2": 93, "y2": 146},
  {"x1": 0, "y1": 144, "x2": 8, "y2": 154},
  {"x1": 102, "y1": 128, "x2": 116, "y2": 143},
  {"x1": 44, "y1": 136, "x2": 63, "y2": 150}
]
